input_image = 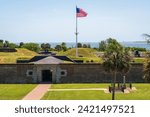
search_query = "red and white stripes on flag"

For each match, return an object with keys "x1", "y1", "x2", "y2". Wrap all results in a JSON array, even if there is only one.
[{"x1": 76, "y1": 7, "x2": 88, "y2": 17}]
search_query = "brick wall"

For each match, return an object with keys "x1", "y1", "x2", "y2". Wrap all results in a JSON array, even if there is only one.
[
  {"x1": 59, "y1": 63, "x2": 144, "y2": 83},
  {"x1": 0, "y1": 63, "x2": 145, "y2": 83},
  {"x1": 0, "y1": 64, "x2": 34, "y2": 83}
]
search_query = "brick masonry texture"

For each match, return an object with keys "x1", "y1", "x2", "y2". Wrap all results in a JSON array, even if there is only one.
[{"x1": 0, "y1": 63, "x2": 145, "y2": 83}]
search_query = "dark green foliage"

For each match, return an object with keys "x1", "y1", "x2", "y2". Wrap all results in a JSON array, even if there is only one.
[
  {"x1": 0, "y1": 40, "x2": 18, "y2": 49},
  {"x1": 102, "y1": 38, "x2": 132, "y2": 100},
  {"x1": 87, "y1": 44, "x2": 91, "y2": 48},
  {"x1": 19, "y1": 42, "x2": 24, "y2": 47},
  {"x1": 54, "y1": 42, "x2": 67, "y2": 52},
  {"x1": 61, "y1": 42, "x2": 67, "y2": 51},
  {"x1": 103, "y1": 38, "x2": 131, "y2": 74},
  {"x1": 8, "y1": 43, "x2": 18, "y2": 49},
  {"x1": 0, "y1": 42, "x2": 3, "y2": 48},
  {"x1": 83, "y1": 44, "x2": 88, "y2": 48},
  {"x1": 0, "y1": 39, "x2": 3, "y2": 48},
  {"x1": 77, "y1": 43, "x2": 82, "y2": 48},
  {"x1": 41, "y1": 43, "x2": 51, "y2": 52},
  {"x1": 99, "y1": 40, "x2": 107, "y2": 51},
  {"x1": 0, "y1": 40, "x2": 3, "y2": 43},
  {"x1": 22, "y1": 43, "x2": 40, "y2": 52},
  {"x1": 55, "y1": 45, "x2": 62, "y2": 51}
]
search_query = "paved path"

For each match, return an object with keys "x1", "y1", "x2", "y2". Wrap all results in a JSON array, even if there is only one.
[
  {"x1": 48, "y1": 88, "x2": 107, "y2": 91},
  {"x1": 48, "y1": 87, "x2": 137, "y2": 94},
  {"x1": 22, "y1": 84, "x2": 51, "y2": 100}
]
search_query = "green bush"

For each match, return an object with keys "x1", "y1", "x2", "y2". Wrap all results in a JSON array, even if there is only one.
[{"x1": 22, "y1": 43, "x2": 40, "y2": 52}]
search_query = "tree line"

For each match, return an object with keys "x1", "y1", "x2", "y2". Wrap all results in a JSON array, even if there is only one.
[
  {"x1": 0, "y1": 40, "x2": 17, "y2": 49},
  {"x1": 0, "y1": 39, "x2": 147, "y2": 53},
  {"x1": 0, "y1": 40, "x2": 93, "y2": 53},
  {"x1": 99, "y1": 40, "x2": 146, "y2": 52}
]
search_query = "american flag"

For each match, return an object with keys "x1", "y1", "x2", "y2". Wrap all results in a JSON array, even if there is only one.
[{"x1": 76, "y1": 7, "x2": 87, "y2": 17}]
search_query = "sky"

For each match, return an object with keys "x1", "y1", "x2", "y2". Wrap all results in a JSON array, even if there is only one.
[{"x1": 0, "y1": 0, "x2": 150, "y2": 43}]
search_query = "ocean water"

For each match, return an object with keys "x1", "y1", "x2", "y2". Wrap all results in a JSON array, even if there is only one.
[
  {"x1": 121, "y1": 42, "x2": 150, "y2": 50},
  {"x1": 49, "y1": 42, "x2": 150, "y2": 50}
]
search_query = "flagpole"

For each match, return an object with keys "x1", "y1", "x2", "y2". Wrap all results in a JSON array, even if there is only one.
[{"x1": 75, "y1": 6, "x2": 78, "y2": 58}]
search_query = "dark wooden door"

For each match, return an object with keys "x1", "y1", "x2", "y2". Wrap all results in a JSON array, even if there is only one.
[{"x1": 42, "y1": 70, "x2": 52, "y2": 82}]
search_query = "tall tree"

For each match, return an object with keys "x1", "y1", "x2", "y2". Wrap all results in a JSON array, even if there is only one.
[
  {"x1": 19, "y1": 42, "x2": 24, "y2": 47},
  {"x1": 87, "y1": 44, "x2": 91, "y2": 48},
  {"x1": 83, "y1": 44, "x2": 88, "y2": 48},
  {"x1": 77, "y1": 43, "x2": 82, "y2": 48},
  {"x1": 0, "y1": 40, "x2": 3, "y2": 48},
  {"x1": 61, "y1": 42, "x2": 67, "y2": 51},
  {"x1": 99, "y1": 40, "x2": 107, "y2": 51},
  {"x1": 55, "y1": 45, "x2": 62, "y2": 51},
  {"x1": 102, "y1": 38, "x2": 131, "y2": 100}
]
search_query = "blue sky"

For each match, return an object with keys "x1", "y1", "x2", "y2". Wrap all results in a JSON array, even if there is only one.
[{"x1": 0, "y1": 0, "x2": 150, "y2": 43}]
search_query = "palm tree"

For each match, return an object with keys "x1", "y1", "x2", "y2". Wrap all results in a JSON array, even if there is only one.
[{"x1": 102, "y1": 38, "x2": 131, "y2": 100}]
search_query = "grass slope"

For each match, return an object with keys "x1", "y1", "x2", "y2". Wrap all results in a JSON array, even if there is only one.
[
  {"x1": 0, "y1": 48, "x2": 37, "y2": 63},
  {"x1": 58, "y1": 48, "x2": 97, "y2": 57},
  {"x1": 42, "y1": 84, "x2": 150, "y2": 100},
  {"x1": 0, "y1": 84, "x2": 37, "y2": 100},
  {"x1": 57, "y1": 48, "x2": 102, "y2": 63},
  {"x1": 57, "y1": 48, "x2": 146, "y2": 63}
]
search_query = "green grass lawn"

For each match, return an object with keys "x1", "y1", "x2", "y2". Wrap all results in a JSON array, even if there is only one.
[
  {"x1": 50, "y1": 83, "x2": 108, "y2": 89},
  {"x1": 57, "y1": 48, "x2": 98, "y2": 57},
  {"x1": 42, "y1": 83, "x2": 150, "y2": 100},
  {"x1": 0, "y1": 84, "x2": 37, "y2": 100},
  {"x1": 133, "y1": 57, "x2": 146, "y2": 63}
]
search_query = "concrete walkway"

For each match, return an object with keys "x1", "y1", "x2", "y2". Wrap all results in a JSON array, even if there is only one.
[
  {"x1": 22, "y1": 84, "x2": 50, "y2": 100},
  {"x1": 48, "y1": 88, "x2": 107, "y2": 91},
  {"x1": 48, "y1": 87, "x2": 137, "y2": 94}
]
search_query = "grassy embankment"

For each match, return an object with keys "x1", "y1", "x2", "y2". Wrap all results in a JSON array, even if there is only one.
[
  {"x1": 0, "y1": 47, "x2": 146, "y2": 63},
  {"x1": 57, "y1": 48, "x2": 146, "y2": 63},
  {"x1": 0, "y1": 84, "x2": 37, "y2": 100},
  {"x1": 57, "y1": 48, "x2": 103, "y2": 63},
  {"x1": 42, "y1": 83, "x2": 150, "y2": 100},
  {"x1": 0, "y1": 48, "x2": 37, "y2": 63}
]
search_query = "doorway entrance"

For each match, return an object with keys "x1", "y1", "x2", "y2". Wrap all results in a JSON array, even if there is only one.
[{"x1": 42, "y1": 70, "x2": 52, "y2": 82}]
